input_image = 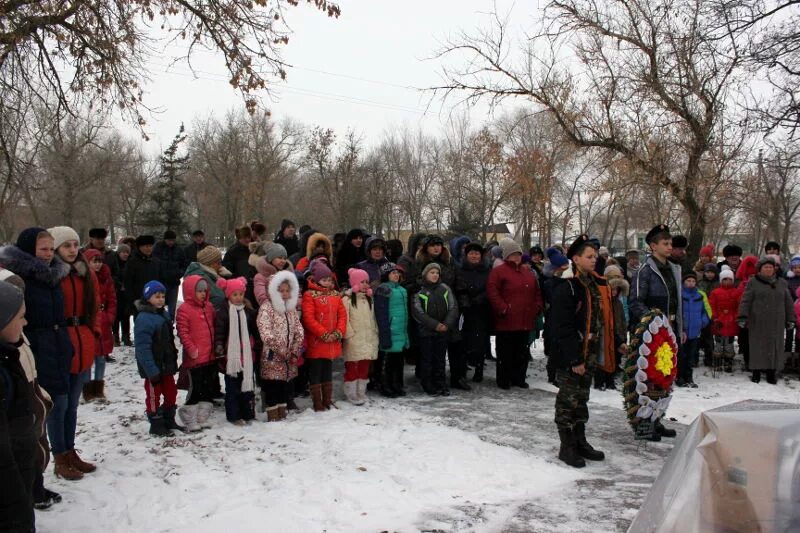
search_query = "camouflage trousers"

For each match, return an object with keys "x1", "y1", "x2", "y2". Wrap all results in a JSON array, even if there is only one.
[{"x1": 554, "y1": 366, "x2": 594, "y2": 430}]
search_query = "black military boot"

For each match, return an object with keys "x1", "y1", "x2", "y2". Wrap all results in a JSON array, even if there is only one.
[
  {"x1": 558, "y1": 428, "x2": 586, "y2": 468},
  {"x1": 751, "y1": 370, "x2": 761, "y2": 383},
  {"x1": 472, "y1": 363, "x2": 484, "y2": 383},
  {"x1": 574, "y1": 423, "x2": 605, "y2": 461},
  {"x1": 766, "y1": 370, "x2": 777, "y2": 384},
  {"x1": 655, "y1": 419, "x2": 677, "y2": 438}
]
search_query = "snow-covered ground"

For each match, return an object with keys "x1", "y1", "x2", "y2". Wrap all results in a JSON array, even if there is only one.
[{"x1": 36, "y1": 342, "x2": 800, "y2": 532}]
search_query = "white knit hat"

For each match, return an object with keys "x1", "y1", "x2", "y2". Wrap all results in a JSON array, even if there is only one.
[
  {"x1": 499, "y1": 238, "x2": 523, "y2": 260},
  {"x1": 46, "y1": 226, "x2": 80, "y2": 250},
  {"x1": 719, "y1": 265, "x2": 734, "y2": 281}
]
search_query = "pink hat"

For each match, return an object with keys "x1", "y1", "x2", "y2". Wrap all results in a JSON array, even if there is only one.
[
  {"x1": 216, "y1": 276, "x2": 247, "y2": 299},
  {"x1": 348, "y1": 268, "x2": 370, "y2": 293}
]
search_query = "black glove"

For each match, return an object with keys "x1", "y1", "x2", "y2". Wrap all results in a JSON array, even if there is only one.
[{"x1": 149, "y1": 373, "x2": 162, "y2": 385}]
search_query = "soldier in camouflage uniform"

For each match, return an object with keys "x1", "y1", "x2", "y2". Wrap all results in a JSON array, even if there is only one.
[{"x1": 550, "y1": 235, "x2": 626, "y2": 468}]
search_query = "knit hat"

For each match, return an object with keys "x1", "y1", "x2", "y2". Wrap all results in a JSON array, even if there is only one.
[
  {"x1": 790, "y1": 255, "x2": 800, "y2": 267},
  {"x1": 142, "y1": 280, "x2": 166, "y2": 300},
  {"x1": 88, "y1": 228, "x2": 108, "y2": 239},
  {"x1": 135, "y1": 235, "x2": 156, "y2": 248},
  {"x1": 422, "y1": 262, "x2": 441, "y2": 280},
  {"x1": 116, "y1": 244, "x2": 131, "y2": 255},
  {"x1": 719, "y1": 265, "x2": 734, "y2": 282},
  {"x1": 704, "y1": 263, "x2": 719, "y2": 273},
  {"x1": 47, "y1": 226, "x2": 80, "y2": 250},
  {"x1": 604, "y1": 265, "x2": 623, "y2": 279},
  {"x1": 464, "y1": 243, "x2": 484, "y2": 255},
  {"x1": 310, "y1": 259, "x2": 332, "y2": 281},
  {"x1": 548, "y1": 250, "x2": 569, "y2": 269},
  {"x1": 0, "y1": 280, "x2": 24, "y2": 332},
  {"x1": 163, "y1": 230, "x2": 177, "y2": 240},
  {"x1": 83, "y1": 249, "x2": 103, "y2": 262},
  {"x1": 348, "y1": 268, "x2": 370, "y2": 292},
  {"x1": 682, "y1": 271, "x2": 698, "y2": 282},
  {"x1": 380, "y1": 262, "x2": 402, "y2": 282},
  {"x1": 757, "y1": 255, "x2": 778, "y2": 271},
  {"x1": 15, "y1": 227, "x2": 49, "y2": 256},
  {"x1": 0, "y1": 269, "x2": 24, "y2": 291},
  {"x1": 499, "y1": 238, "x2": 523, "y2": 260},
  {"x1": 598, "y1": 246, "x2": 610, "y2": 257},
  {"x1": 197, "y1": 246, "x2": 222, "y2": 266},
  {"x1": 699, "y1": 244, "x2": 715, "y2": 257},
  {"x1": 216, "y1": 277, "x2": 247, "y2": 299},
  {"x1": 264, "y1": 242, "x2": 288, "y2": 264},
  {"x1": 490, "y1": 246, "x2": 503, "y2": 259}
]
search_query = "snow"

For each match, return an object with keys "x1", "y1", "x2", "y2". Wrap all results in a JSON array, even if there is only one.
[{"x1": 35, "y1": 341, "x2": 800, "y2": 532}]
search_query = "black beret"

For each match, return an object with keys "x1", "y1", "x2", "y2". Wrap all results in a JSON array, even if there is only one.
[
  {"x1": 89, "y1": 228, "x2": 108, "y2": 239},
  {"x1": 135, "y1": 235, "x2": 156, "y2": 247},
  {"x1": 645, "y1": 224, "x2": 671, "y2": 244},
  {"x1": 163, "y1": 230, "x2": 177, "y2": 240},
  {"x1": 567, "y1": 234, "x2": 590, "y2": 259},
  {"x1": 671, "y1": 235, "x2": 688, "y2": 248},
  {"x1": 722, "y1": 244, "x2": 742, "y2": 257}
]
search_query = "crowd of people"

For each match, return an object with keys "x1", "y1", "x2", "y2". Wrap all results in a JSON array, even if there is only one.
[{"x1": 1, "y1": 219, "x2": 797, "y2": 529}]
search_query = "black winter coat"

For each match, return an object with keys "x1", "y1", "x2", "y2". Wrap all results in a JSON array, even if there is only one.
[
  {"x1": 183, "y1": 241, "x2": 209, "y2": 264},
  {"x1": 123, "y1": 251, "x2": 162, "y2": 314},
  {"x1": 152, "y1": 241, "x2": 188, "y2": 287},
  {"x1": 213, "y1": 301, "x2": 262, "y2": 361},
  {"x1": 222, "y1": 243, "x2": 253, "y2": 280},
  {"x1": 0, "y1": 246, "x2": 73, "y2": 396},
  {"x1": 0, "y1": 339, "x2": 37, "y2": 532}
]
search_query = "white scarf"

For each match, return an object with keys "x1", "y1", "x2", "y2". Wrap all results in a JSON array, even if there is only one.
[{"x1": 226, "y1": 303, "x2": 254, "y2": 392}]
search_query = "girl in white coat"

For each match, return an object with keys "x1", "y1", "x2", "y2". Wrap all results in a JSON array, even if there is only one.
[{"x1": 342, "y1": 268, "x2": 379, "y2": 404}]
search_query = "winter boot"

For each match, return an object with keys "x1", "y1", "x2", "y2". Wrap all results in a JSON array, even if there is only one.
[
  {"x1": 266, "y1": 405, "x2": 280, "y2": 422},
  {"x1": 472, "y1": 364, "x2": 484, "y2": 383},
  {"x1": 68, "y1": 449, "x2": 96, "y2": 474},
  {"x1": 82, "y1": 381, "x2": 96, "y2": 403},
  {"x1": 310, "y1": 384, "x2": 325, "y2": 412},
  {"x1": 178, "y1": 404, "x2": 202, "y2": 432},
  {"x1": 655, "y1": 420, "x2": 677, "y2": 438},
  {"x1": 344, "y1": 381, "x2": 363, "y2": 405},
  {"x1": 766, "y1": 370, "x2": 778, "y2": 384},
  {"x1": 34, "y1": 487, "x2": 62, "y2": 510},
  {"x1": 122, "y1": 336, "x2": 132, "y2": 347},
  {"x1": 286, "y1": 397, "x2": 300, "y2": 411},
  {"x1": 557, "y1": 429, "x2": 586, "y2": 468},
  {"x1": 277, "y1": 404, "x2": 288, "y2": 421},
  {"x1": 356, "y1": 379, "x2": 369, "y2": 403},
  {"x1": 148, "y1": 411, "x2": 171, "y2": 437},
  {"x1": 574, "y1": 423, "x2": 605, "y2": 461},
  {"x1": 751, "y1": 370, "x2": 762, "y2": 383},
  {"x1": 452, "y1": 376, "x2": 472, "y2": 391},
  {"x1": 54, "y1": 452, "x2": 83, "y2": 480},
  {"x1": 163, "y1": 405, "x2": 185, "y2": 433},
  {"x1": 322, "y1": 381, "x2": 337, "y2": 409},
  {"x1": 196, "y1": 401, "x2": 214, "y2": 428},
  {"x1": 94, "y1": 380, "x2": 107, "y2": 403}
]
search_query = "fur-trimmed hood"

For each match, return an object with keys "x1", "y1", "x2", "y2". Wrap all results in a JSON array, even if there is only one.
[
  {"x1": 306, "y1": 232, "x2": 333, "y2": 260},
  {"x1": 268, "y1": 270, "x2": 300, "y2": 313},
  {"x1": 608, "y1": 277, "x2": 630, "y2": 297},
  {"x1": 0, "y1": 245, "x2": 70, "y2": 287},
  {"x1": 415, "y1": 244, "x2": 451, "y2": 266}
]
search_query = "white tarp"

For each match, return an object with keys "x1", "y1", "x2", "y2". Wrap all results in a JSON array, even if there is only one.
[{"x1": 628, "y1": 400, "x2": 800, "y2": 533}]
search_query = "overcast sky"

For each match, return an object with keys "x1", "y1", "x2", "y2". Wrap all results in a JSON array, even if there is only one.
[{"x1": 136, "y1": 0, "x2": 538, "y2": 153}]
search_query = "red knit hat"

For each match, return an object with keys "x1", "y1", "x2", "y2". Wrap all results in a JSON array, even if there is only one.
[
  {"x1": 83, "y1": 249, "x2": 103, "y2": 262},
  {"x1": 216, "y1": 277, "x2": 247, "y2": 299},
  {"x1": 699, "y1": 243, "x2": 715, "y2": 257}
]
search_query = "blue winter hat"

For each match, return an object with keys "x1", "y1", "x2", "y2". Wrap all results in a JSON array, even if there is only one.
[
  {"x1": 790, "y1": 255, "x2": 800, "y2": 267},
  {"x1": 16, "y1": 227, "x2": 48, "y2": 257},
  {"x1": 142, "y1": 280, "x2": 167, "y2": 301},
  {"x1": 549, "y1": 251, "x2": 569, "y2": 269}
]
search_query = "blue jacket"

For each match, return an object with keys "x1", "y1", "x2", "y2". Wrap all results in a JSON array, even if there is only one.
[
  {"x1": 449, "y1": 236, "x2": 471, "y2": 268},
  {"x1": 374, "y1": 281, "x2": 410, "y2": 352},
  {"x1": 630, "y1": 256, "x2": 683, "y2": 337},
  {"x1": 355, "y1": 256, "x2": 393, "y2": 284},
  {"x1": 0, "y1": 246, "x2": 73, "y2": 396},
  {"x1": 681, "y1": 287, "x2": 710, "y2": 340},
  {"x1": 134, "y1": 300, "x2": 179, "y2": 379}
]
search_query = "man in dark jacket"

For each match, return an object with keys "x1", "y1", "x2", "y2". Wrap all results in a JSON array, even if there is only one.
[
  {"x1": 550, "y1": 235, "x2": 624, "y2": 468},
  {"x1": 222, "y1": 225, "x2": 254, "y2": 280},
  {"x1": 152, "y1": 230, "x2": 188, "y2": 318},
  {"x1": 629, "y1": 224, "x2": 682, "y2": 440},
  {"x1": 455, "y1": 243, "x2": 492, "y2": 382},
  {"x1": 274, "y1": 219, "x2": 299, "y2": 258},
  {"x1": 123, "y1": 235, "x2": 162, "y2": 316},
  {"x1": 669, "y1": 235, "x2": 691, "y2": 275},
  {"x1": 0, "y1": 280, "x2": 38, "y2": 531},
  {"x1": 184, "y1": 230, "x2": 209, "y2": 264}
]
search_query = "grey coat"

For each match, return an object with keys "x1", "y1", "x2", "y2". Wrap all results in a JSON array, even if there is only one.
[{"x1": 737, "y1": 275, "x2": 795, "y2": 370}]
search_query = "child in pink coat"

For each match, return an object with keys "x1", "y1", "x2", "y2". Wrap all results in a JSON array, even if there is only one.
[{"x1": 176, "y1": 274, "x2": 216, "y2": 431}]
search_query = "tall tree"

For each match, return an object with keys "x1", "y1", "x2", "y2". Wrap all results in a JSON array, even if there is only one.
[{"x1": 141, "y1": 124, "x2": 190, "y2": 233}]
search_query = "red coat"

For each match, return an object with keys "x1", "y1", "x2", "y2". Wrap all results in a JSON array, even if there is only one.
[
  {"x1": 60, "y1": 262, "x2": 101, "y2": 374},
  {"x1": 176, "y1": 275, "x2": 216, "y2": 368},
  {"x1": 487, "y1": 261, "x2": 543, "y2": 332},
  {"x1": 301, "y1": 279, "x2": 347, "y2": 359},
  {"x1": 709, "y1": 285, "x2": 742, "y2": 337},
  {"x1": 94, "y1": 264, "x2": 117, "y2": 356}
]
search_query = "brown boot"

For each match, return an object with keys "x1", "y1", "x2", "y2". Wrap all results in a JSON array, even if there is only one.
[
  {"x1": 277, "y1": 404, "x2": 288, "y2": 420},
  {"x1": 68, "y1": 449, "x2": 96, "y2": 474},
  {"x1": 266, "y1": 406, "x2": 280, "y2": 422},
  {"x1": 310, "y1": 384, "x2": 325, "y2": 412},
  {"x1": 82, "y1": 381, "x2": 96, "y2": 403},
  {"x1": 54, "y1": 452, "x2": 83, "y2": 480},
  {"x1": 322, "y1": 382, "x2": 336, "y2": 410},
  {"x1": 95, "y1": 380, "x2": 107, "y2": 402}
]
